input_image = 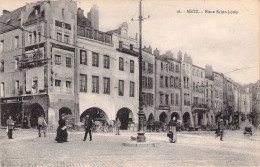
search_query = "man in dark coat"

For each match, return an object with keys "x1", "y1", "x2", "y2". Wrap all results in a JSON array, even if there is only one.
[
  {"x1": 55, "y1": 114, "x2": 68, "y2": 143},
  {"x1": 219, "y1": 119, "x2": 225, "y2": 141},
  {"x1": 7, "y1": 116, "x2": 15, "y2": 139},
  {"x1": 82, "y1": 115, "x2": 93, "y2": 141}
]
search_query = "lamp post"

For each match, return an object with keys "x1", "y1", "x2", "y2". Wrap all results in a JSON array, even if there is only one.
[{"x1": 136, "y1": 0, "x2": 146, "y2": 142}]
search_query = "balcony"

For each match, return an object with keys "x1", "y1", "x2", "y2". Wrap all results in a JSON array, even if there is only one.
[
  {"x1": 184, "y1": 101, "x2": 190, "y2": 106},
  {"x1": 77, "y1": 26, "x2": 112, "y2": 44},
  {"x1": 192, "y1": 103, "x2": 208, "y2": 109},
  {"x1": 18, "y1": 52, "x2": 48, "y2": 70},
  {"x1": 117, "y1": 44, "x2": 139, "y2": 57}
]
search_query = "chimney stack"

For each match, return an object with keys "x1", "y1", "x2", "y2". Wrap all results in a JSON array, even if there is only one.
[
  {"x1": 77, "y1": 8, "x2": 84, "y2": 16},
  {"x1": 87, "y1": 5, "x2": 99, "y2": 30},
  {"x1": 148, "y1": 45, "x2": 152, "y2": 54},
  {"x1": 3, "y1": 10, "x2": 10, "y2": 15},
  {"x1": 153, "y1": 48, "x2": 160, "y2": 56},
  {"x1": 178, "y1": 50, "x2": 182, "y2": 61}
]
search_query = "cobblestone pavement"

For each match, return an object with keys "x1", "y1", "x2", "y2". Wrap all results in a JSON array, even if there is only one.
[{"x1": 0, "y1": 129, "x2": 259, "y2": 167}]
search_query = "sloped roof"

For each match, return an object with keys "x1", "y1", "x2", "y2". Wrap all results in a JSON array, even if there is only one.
[
  {"x1": 77, "y1": 11, "x2": 93, "y2": 29},
  {"x1": 0, "y1": 6, "x2": 25, "y2": 34},
  {"x1": 156, "y1": 54, "x2": 180, "y2": 63},
  {"x1": 106, "y1": 28, "x2": 120, "y2": 35}
]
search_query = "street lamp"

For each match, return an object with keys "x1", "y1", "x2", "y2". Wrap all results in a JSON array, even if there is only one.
[{"x1": 136, "y1": 0, "x2": 146, "y2": 142}]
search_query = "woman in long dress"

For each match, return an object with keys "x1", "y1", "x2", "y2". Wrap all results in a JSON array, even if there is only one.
[{"x1": 55, "y1": 114, "x2": 68, "y2": 143}]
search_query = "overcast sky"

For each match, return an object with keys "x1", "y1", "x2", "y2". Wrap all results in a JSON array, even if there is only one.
[{"x1": 1, "y1": 0, "x2": 259, "y2": 85}]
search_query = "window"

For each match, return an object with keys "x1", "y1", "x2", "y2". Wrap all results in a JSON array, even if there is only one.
[
  {"x1": 130, "y1": 60, "x2": 134, "y2": 73},
  {"x1": 64, "y1": 34, "x2": 69, "y2": 44},
  {"x1": 66, "y1": 57, "x2": 71, "y2": 68},
  {"x1": 160, "y1": 76, "x2": 163, "y2": 87},
  {"x1": 175, "y1": 94, "x2": 179, "y2": 106},
  {"x1": 145, "y1": 93, "x2": 149, "y2": 106},
  {"x1": 15, "y1": 80, "x2": 19, "y2": 92},
  {"x1": 92, "y1": 52, "x2": 99, "y2": 67},
  {"x1": 38, "y1": 32, "x2": 41, "y2": 42},
  {"x1": 165, "y1": 77, "x2": 168, "y2": 87},
  {"x1": 57, "y1": 32, "x2": 62, "y2": 42},
  {"x1": 103, "y1": 77, "x2": 110, "y2": 94},
  {"x1": 161, "y1": 62, "x2": 163, "y2": 69},
  {"x1": 92, "y1": 76, "x2": 99, "y2": 93},
  {"x1": 119, "y1": 80, "x2": 124, "y2": 96},
  {"x1": 14, "y1": 36, "x2": 19, "y2": 48},
  {"x1": 33, "y1": 31, "x2": 37, "y2": 43},
  {"x1": 32, "y1": 78, "x2": 38, "y2": 94},
  {"x1": 130, "y1": 82, "x2": 134, "y2": 97},
  {"x1": 165, "y1": 94, "x2": 169, "y2": 105},
  {"x1": 119, "y1": 57, "x2": 124, "y2": 71},
  {"x1": 55, "y1": 80, "x2": 61, "y2": 87},
  {"x1": 166, "y1": 64, "x2": 168, "y2": 71},
  {"x1": 0, "y1": 61, "x2": 4, "y2": 72},
  {"x1": 160, "y1": 94, "x2": 163, "y2": 105},
  {"x1": 142, "y1": 61, "x2": 145, "y2": 71},
  {"x1": 171, "y1": 93, "x2": 174, "y2": 105},
  {"x1": 148, "y1": 77, "x2": 153, "y2": 89},
  {"x1": 119, "y1": 41, "x2": 123, "y2": 49},
  {"x1": 29, "y1": 34, "x2": 32, "y2": 45},
  {"x1": 176, "y1": 64, "x2": 179, "y2": 73},
  {"x1": 142, "y1": 92, "x2": 145, "y2": 106},
  {"x1": 79, "y1": 74, "x2": 87, "y2": 92},
  {"x1": 55, "y1": 55, "x2": 61, "y2": 65},
  {"x1": 80, "y1": 50, "x2": 87, "y2": 65},
  {"x1": 66, "y1": 81, "x2": 71, "y2": 88},
  {"x1": 142, "y1": 76, "x2": 146, "y2": 88},
  {"x1": 0, "y1": 82, "x2": 4, "y2": 96},
  {"x1": 66, "y1": 81, "x2": 72, "y2": 93},
  {"x1": 0, "y1": 40, "x2": 4, "y2": 52},
  {"x1": 15, "y1": 58, "x2": 19, "y2": 69},
  {"x1": 151, "y1": 94, "x2": 154, "y2": 106},
  {"x1": 148, "y1": 63, "x2": 153, "y2": 74},
  {"x1": 130, "y1": 44, "x2": 133, "y2": 50},
  {"x1": 103, "y1": 55, "x2": 110, "y2": 69}
]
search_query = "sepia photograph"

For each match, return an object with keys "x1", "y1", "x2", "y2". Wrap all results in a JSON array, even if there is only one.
[{"x1": 0, "y1": 0, "x2": 259, "y2": 166}]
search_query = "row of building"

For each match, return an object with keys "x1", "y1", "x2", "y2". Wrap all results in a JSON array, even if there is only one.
[{"x1": 0, "y1": 0, "x2": 254, "y2": 130}]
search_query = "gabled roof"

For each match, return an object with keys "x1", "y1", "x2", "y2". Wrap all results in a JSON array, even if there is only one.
[{"x1": 0, "y1": 6, "x2": 25, "y2": 34}]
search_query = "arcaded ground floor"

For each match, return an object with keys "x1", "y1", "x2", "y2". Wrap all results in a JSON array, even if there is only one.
[{"x1": 0, "y1": 127, "x2": 259, "y2": 167}]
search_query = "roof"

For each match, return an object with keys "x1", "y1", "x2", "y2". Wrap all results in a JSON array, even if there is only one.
[
  {"x1": 106, "y1": 28, "x2": 120, "y2": 35},
  {"x1": 77, "y1": 11, "x2": 93, "y2": 29},
  {"x1": 0, "y1": 6, "x2": 25, "y2": 34},
  {"x1": 192, "y1": 64, "x2": 205, "y2": 71},
  {"x1": 156, "y1": 55, "x2": 180, "y2": 63}
]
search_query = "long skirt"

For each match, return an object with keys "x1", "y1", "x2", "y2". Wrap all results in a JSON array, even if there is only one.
[{"x1": 55, "y1": 127, "x2": 68, "y2": 143}]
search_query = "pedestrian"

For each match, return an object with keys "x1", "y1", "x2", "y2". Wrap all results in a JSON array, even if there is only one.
[
  {"x1": 23, "y1": 116, "x2": 29, "y2": 129},
  {"x1": 55, "y1": 114, "x2": 68, "y2": 143},
  {"x1": 219, "y1": 119, "x2": 225, "y2": 141},
  {"x1": 82, "y1": 115, "x2": 93, "y2": 141},
  {"x1": 7, "y1": 116, "x2": 15, "y2": 139},
  {"x1": 38, "y1": 114, "x2": 47, "y2": 137},
  {"x1": 168, "y1": 117, "x2": 177, "y2": 143},
  {"x1": 115, "y1": 118, "x2": 121, "y2": 135}
]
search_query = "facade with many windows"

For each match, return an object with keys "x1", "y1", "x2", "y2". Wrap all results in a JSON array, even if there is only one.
[{"x1": 77, "y1": 18, "x2": 139, "y2": 129}]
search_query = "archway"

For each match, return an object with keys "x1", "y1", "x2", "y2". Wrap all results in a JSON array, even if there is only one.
[
  {"x1": 148, "y1": 113, "x2": 155, "y2": 123},
  {"x1": 183, "y1": 112, "x2": 191, "y2": 128},
  {"x1": 116, "y1": 108, "x2": 134, "y2": 130},
  {"x1": 29, "y1": 103, "x2": 45, "y2": 128},
  {"x1": 171, "y1": 112, "x2": 180, "y2": 120},
  {"x1": 159, "y1": 112, "x2": 167, "y2": 123},
  {"x1": 80, "y1": 107, "x2": 108, "y2": 122}
]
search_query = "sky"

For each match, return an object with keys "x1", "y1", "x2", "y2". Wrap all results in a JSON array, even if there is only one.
[{"x1": 0, "y1": 0, "x2": 259, "y2": 85}]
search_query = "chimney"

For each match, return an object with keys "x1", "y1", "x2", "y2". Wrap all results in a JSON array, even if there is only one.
[
  {"x1": 3, "y1": 10, "x2": 10, "y2": 15},
  {"x1": 77, "y1": 8, "x2": 84, "y2": 16},
  {"x1": 153, "y1": 48, "x2": 160, "y2": 56},
  {"x1": 87, "y1": 5, "x2": 99, "y2": 30},
  {"x1": 178, "y1": 50, "x2": 182, "y2": 61},
  {"x1": 148, "y1": 45, "x2": 152, "y2": 54}
]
